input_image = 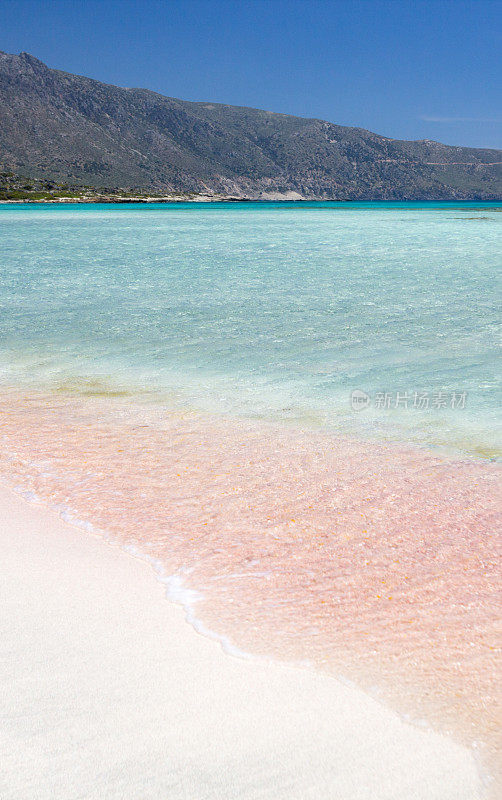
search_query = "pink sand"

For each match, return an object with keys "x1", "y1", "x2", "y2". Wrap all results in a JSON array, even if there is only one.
[
  {"x1": 0, "y1": 390, "x2": 500, "y2": 791},
  {"x1": 1, "y1": 482, "x2": 485, "y2": 799}
]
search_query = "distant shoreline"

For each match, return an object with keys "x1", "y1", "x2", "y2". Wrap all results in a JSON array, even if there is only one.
[
  {"x1": 1, "y1": 196, "x2": 502, "y2": 205},
  {"x1": 0, "y1": 194, "x2": 251, "y2": 204}
]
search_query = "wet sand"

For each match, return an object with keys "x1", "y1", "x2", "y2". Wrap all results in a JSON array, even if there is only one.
[
  {"x1": 0, "y1": 389, "x2": 500, "y2": 795},
  {"x1": 0, "y1": 482, "x2": 485, "y2": 799}
]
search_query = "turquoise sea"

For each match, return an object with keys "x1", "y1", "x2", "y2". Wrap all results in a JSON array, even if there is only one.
[{"x1": 0, "y1": 201, "x2": 500, "y2": 458}]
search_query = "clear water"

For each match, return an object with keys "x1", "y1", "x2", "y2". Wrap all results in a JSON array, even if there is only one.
[
  {"x1": 1, "y1": 202, "x2": 501, "y2": 785},
  {"x1": 0, "y1": 201, "x2": 500, "y2": 457}
]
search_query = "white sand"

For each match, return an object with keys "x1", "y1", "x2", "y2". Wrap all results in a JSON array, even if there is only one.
[{"x1": 0, "y1": 483, "x2": 483, "y2": 799}]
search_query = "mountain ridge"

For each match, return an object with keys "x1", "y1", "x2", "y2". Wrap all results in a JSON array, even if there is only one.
[{"x1": 1, "y1": 51, "x2": 501, "y2": 199}]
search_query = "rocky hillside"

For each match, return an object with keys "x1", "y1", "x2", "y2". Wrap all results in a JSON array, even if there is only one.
[{"x1": 1, "y1": 51, "x2": 501, "y2": 199}]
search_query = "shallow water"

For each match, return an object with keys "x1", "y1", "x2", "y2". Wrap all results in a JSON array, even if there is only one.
[
  {"x1": 0, "y1": 202, "x2": 501, "y2": 792},
  {"x1": 0, "y1": 202, "x2": 500, "y2": 457}
]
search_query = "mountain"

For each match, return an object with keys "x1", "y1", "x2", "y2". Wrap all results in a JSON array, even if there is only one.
[{"x1": 1, "y1": 51, "x2": 501, "y2": 200}]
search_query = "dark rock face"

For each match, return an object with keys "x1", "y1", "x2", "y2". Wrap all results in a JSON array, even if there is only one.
[{"x1": 1, "y1": 51, "x2": 501, "y2": 199}]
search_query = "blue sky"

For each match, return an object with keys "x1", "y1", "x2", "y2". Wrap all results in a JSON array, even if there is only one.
[{"x1": 1, "y1": 0, "x2": 500, "y2": 148}]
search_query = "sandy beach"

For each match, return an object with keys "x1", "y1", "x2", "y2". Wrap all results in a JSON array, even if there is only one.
[
  {"x1": 1, "y1": 2, "x2": 500, "y2": 795},
  {"x1": 0, "y1": 481, "x2": 485, "y2": 799}
]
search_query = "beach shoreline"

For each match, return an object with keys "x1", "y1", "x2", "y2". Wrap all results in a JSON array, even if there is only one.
[
  {"x1": 0, "y1": 388, "x2": 500, "y2": 795},
  {"x1": 0, "y1": 479, "x2": 486, "y2": 799},
  {"x1": 0, "y1": 195, "x2": 253, "y2": 204}
]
